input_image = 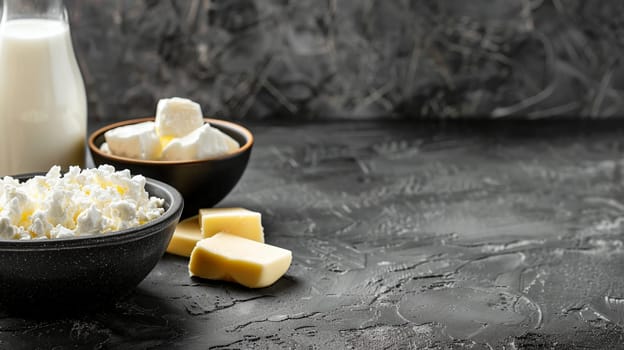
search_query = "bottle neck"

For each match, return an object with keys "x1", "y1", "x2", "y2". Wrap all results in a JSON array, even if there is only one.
[{"x1": 1, "y1": 0, "x2": 66, "y2": 23}]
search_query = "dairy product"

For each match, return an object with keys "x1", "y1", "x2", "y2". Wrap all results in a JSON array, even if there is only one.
[
  {"x1": 0, "y1": 165, "x2": 164, "y2": 240},
  {"x1": 167, "y1": 208, "x2": 265, "y2": 257},
  {"x1": 169, "y1": 208, "x2": 290, "y2": 288},
  {"x1": 199, "y1": 207, "x2": 264, "y2": 242},
  {"x1": 104, "y1": 121, "x2": 161, "y2": 160},
  {"x1": 161, "y1": 124, "x2": 240, "y2": 161},
  {"x1": 103, "y1": 97, "x2": 240, "y2": 161},
  {"x1": 100, "y1": 142, "x2": 111, "y2": 154},
  {"x1": 0, "y1": 19, "x2": 86, "y2": 175},
  {"x1": 166, "y1": 215, "x2": 201, "y2": 257},
  {"x1": 189, "y1": 233, "x2": 291, "y2": 288},
  {"x1": 155, "y1": 97, "x2": 204, "y2": 139}
]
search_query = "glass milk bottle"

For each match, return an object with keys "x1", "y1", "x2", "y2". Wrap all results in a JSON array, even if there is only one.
[{"x1": 0, "y1": 0, "x2": 86, "y2": 175}]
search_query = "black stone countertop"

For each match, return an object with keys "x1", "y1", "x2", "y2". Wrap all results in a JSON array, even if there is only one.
[{"x1": 3, "y1": 121, "x2": 624, "y2": 349}]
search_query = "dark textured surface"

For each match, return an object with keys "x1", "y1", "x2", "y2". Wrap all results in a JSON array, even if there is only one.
[
  {"x1": 3, "y1": 121, "x2": 624, "y2": 348},
  {"x1": 66, "y1": 0, "x2": 624, "y2": 120}
]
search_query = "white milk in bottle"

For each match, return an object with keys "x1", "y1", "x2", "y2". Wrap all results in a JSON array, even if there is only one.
[{"x1": 0, "y1": 0, "x2": 86, "y2": 175}]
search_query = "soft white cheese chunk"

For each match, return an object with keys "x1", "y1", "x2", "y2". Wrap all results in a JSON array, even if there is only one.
[
  {"x1": 100, "y1": 142, "x2": 112, "y2": 154},
  {"x1": 104, "y1": 121, "x2": 161, "y2": 160},
  {"x1": 155, "y1": 97, "x2": 204, "y2": 138},
  {"x1": 161, "y1": 124, "x2": 239, "y2": 161}
]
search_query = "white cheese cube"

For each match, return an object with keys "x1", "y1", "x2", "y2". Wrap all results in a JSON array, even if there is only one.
[
  {"x1": 155, "y1": 97, "x2": 204, "y2": 138},
  {"x1": 104, "y1": 121, "x2": 161, "y2": 160},
  {"x1": 99, "y1": 142, "x2": 111, "y2": 154},
  {"x1": 196, "y1": 126, "x2": 239, "y2": 158},
  {"x1": 161, "y1": 124, "x2": 239, "y2": 161}
]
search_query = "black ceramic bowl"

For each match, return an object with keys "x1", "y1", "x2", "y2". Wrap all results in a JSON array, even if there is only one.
[
  {"x1": 0, "y1": 174, "x2": 183, "y2": 313},
  {"x1": 89, "y1": 118, "x2": 253, "y2": 218}
]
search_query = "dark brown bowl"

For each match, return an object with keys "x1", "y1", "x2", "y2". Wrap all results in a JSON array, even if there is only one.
[
  {"x1": 89, "y1": 118, "x2": 253, "y2": 218},
  {"x1": 0, "y1": 174, "x2": 183, "y2": 314}
]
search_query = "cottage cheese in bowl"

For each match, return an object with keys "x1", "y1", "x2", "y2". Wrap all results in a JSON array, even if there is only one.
[{"x1": 0, "y1": 165, "x2": 165, "y2": 240}]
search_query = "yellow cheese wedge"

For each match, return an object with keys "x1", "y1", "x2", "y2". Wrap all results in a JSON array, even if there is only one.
[
  {"x1": 199, "y1": 208, "x2": 264, "y2": 242},
  {"x1": 189, "y1": 233, "x2": 291, "y2": 288},
  {"x1": 166, "y1": 215, "x2": 201, "y2": 257}
]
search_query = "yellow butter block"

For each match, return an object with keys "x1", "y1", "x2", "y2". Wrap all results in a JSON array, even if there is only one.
[
  {"x1": 166, "y1": 215, "x2": 201, "y2": 257},
  {"x1": 189, "y1": 233, "x2": 291, "y2": 288},
  {"x1": 199, "y1": 207, "x2": 264, "y2": 242}
]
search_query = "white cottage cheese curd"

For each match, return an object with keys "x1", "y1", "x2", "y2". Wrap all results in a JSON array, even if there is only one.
[{"x1": 0, "y1": 165, "x2": 165, "y2": 240}]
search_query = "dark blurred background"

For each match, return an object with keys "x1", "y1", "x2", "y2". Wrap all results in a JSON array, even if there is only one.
[{"x1": 67, "y1": 0, "x2": 624, "y2": 121}]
